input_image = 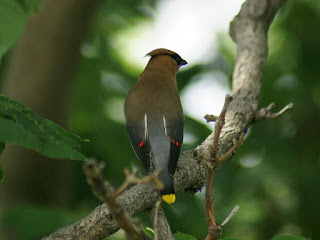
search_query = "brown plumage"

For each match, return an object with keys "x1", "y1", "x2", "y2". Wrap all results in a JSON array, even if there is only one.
[{"x1": 124, "y1": 48, "x2": 187, "y2": 204}]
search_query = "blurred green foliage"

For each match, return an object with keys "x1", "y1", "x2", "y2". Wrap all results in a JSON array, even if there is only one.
[
  {"x1": 0, "y1": 163, "x2": 4, "y2": 183},
  {"x1": 174, "y1": 232, "x2": 198, "y2": 240},
  {"x1": 271, "y1": 235, "x2": 309, "y2": 240},
  {"x1": 0, "y1": 142, "x2": 4, "y2": 155},
  {"x1": 3, "y1": 205, "x2": 85, "y2": 240},
  {"x1": 219, "y1": 238, "x2": 242, "y2": 240},
  {"x1": 0, "y1": 0, "x2": 319, "y2": 240}
]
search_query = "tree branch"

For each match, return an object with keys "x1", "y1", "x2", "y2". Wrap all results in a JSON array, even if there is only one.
[
  {"x1": 199, "y1": 1, "x2": 289, "y2": 238},
  {"x1": 204, "y1": 114, "x2": 219, "y2": 123},
  {"x1": 42, "y1": 150, "x2": 206, "y2": 240},
  {"x1": 196, "y1": 0, "x2": 288, "y2": 162},
  {"x1": 42, "y1": 0, "x2": 290, "y2": 239},
  {"x1": 83, "y1": 160, "x2": 150, "y2": 240},
  {"x1": 220, "y1": 205, "x2": 240, "y2": 228},
  {"x1": 204, "y1": 95, "x2": 233, "y2": 240},
  {"x1": 255, "y1": 102, "x2": 294, "y2": 121},
  {"x1": 149, "y1": 200, "x2": 174, "y2": 240}
]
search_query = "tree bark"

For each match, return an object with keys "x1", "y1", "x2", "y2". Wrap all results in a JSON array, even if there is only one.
[{"x1": 196, "y1": 0, "x2": 288, "y2": 165}]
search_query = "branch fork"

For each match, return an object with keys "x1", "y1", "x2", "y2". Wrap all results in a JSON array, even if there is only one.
[
  {"x1": 202, "y1": 94, "x2": 244, "y2": 240},
  {"x1": 255, "y1": 102, "x2": 294, "y2": 121},
  {"x1": 84, "y1": 160, "x2": 158, "y2": 240}
]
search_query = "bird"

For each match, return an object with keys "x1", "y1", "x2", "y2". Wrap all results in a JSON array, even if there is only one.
[{"x1": 124, "y1": 48, "x2": 187, "y2": 204}]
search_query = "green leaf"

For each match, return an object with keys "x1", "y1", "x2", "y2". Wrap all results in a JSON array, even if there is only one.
[
  {"x1": 174, "y1": 232, "x2": 198, "y2": 240},
  {"x1": 145, "y1": 227, "x2": 154, "y2": 234},
  {"x1": 0, "y1": 0, "x2": 27, "y2": 63},
  {"x1": 0, "y1": 94, "x2": 86, "y2": 160},
  {"x1": 271, "y1": 235, "x2": 309, "y2": 240},
  {"x1": 0, "y1": 164, "x2": 5, "y2": 183},
  {"x1": 0, "y1": 0, "x2": 43, "y2": 63}
]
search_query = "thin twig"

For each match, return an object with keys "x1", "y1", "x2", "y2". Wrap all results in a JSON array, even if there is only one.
[
  {"x1": 113, "y1": 169, "x2": 163, "y2": 197},
  {"x1": 153, "y1": 199, "x2": 162, "y2": 240},
  {"x1": 83, "y1": 159, "x2": 150, "y2": 240},
  {"x1": 83, "y1": 160, "x2": 110, "y2": 202},
  {"x1": 217, "y1": 132, "x2": 245, "y2": 163},
  {"x1": 205, "y1": 94, "x2": 233, "y2": 240},
  {"x1": 255, "y1": 102, "x2": 294, "y2": 121},
  {"x1": 220, "y1": 205, "x2": 240, "y2": 228},
  {"x1": 209, "y1": 94, "x2": 233, "y2": 160},
  {"x1": 204, "y1": 114, "x2": 219, "y2": 123},
  {"x1": 113, "y1": 169, "x2": 140, "y2": 197}
]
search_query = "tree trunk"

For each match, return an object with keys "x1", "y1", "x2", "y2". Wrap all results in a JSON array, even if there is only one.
[{"x1": 0, "y1": 0, "x2": 97, "y2": 238}]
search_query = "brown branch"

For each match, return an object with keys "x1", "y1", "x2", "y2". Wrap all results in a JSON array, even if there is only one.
[
  {"x1": 255, "y1": 102, "x2": 294, "y2": 121},
  {"x1": 210, "y1": 94, "x2": 233, "y2": 160},
  {"x1": 152, "y1": 200, "x2": 162, "y2": 240},
  {"x1": 204, "y1": 171, "x2": 218, "y2": 240},
  {"x1": 197, "y1": 0, "x2": 289, "y2": 161},
  {"x1": 114, "y1": 169, "x2": 163, "y2": 197},
  {"x1": 83, "y1": 159, "x2": 150, "y2": 240},
  {"x1": 204, "y1": 94, "x2": 233, "y2": 240},
  {"x1": 148, "y1": 200, "x2": 174, "y2": 240},
  {"x1": 217, "y1": 131, "x2": 245, "y2": 164},
  {"x1": 202, "y1": 0, "x2": 289, "y2": 239},
  {"x1": 42, "y1": 150, "x2": 206, "y2": 240},
  {"x1": 204, "y1": 119, "x2": 244, "y2": 240}
]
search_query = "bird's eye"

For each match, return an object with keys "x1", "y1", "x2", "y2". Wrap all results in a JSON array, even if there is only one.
[{"x1": 170, "y1": 54, "x2": 187, "y2": 67}]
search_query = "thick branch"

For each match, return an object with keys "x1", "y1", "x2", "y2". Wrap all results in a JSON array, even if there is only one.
[
  {"x1": 83, "y1": 160, "x2": 150, "y2": 240},
  {"x1": 201, "y1": 0, "x2": 288, "y2": 239},
  {"x1": 42, "y1": 150, "x2": 206, "y2": 240},
  {"x1": 149, "y1": 200, "x2": 174, "y2": 240},
  {"x1": 196, "y1": 0, "x2": 288, "y2": 162}
]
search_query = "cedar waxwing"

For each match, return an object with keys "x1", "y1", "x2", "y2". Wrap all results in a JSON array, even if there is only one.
[{"x1": 124, "y1": 48, "x2": 187, "y2": 204}]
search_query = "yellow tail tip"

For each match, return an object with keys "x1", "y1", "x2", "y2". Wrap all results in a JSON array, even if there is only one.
[{"x1": 162, "y1": 194, "x2": 176, "y2": 204}]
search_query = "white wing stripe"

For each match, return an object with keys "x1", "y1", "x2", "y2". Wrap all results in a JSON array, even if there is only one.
[
  {"x1": 144, "y1": 113, "x2": 148, "y2": 138},
  {"x1": 163, "y1": 115, "x2": 167, "y2": 136}
]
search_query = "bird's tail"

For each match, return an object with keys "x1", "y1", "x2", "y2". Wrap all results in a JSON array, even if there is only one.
[
  {"x1": 158, "y1": 170, "x2": 175, "y2": 204},
  {"x1": 147, "y1": 112, "x2": 175, "y2": 204}
]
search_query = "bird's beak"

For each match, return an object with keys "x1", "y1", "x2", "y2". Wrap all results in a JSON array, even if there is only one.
[{"x1": 180, "y1": 59, "x2": 187, "y2": 66}]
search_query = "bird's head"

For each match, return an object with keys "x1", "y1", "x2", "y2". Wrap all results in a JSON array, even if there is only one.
[{"x1": 146, "y1": 48, "x2": 187, "y2": 73}]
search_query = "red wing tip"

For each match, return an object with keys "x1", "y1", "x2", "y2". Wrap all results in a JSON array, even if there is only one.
[
  {"x1": 138, "y1": 141, "x2": 144, "y2": 148},
  {"x1": 172, "y1": 139, "x2": 179, "y2": 146}
]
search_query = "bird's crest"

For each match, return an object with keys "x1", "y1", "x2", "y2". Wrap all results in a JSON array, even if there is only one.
[
  {"x1": 146, "y1": 48, "x2": 177, "y2": 57},
  {"x1": 146, "y1": 48, "x2": 187, "y2": 67}
]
